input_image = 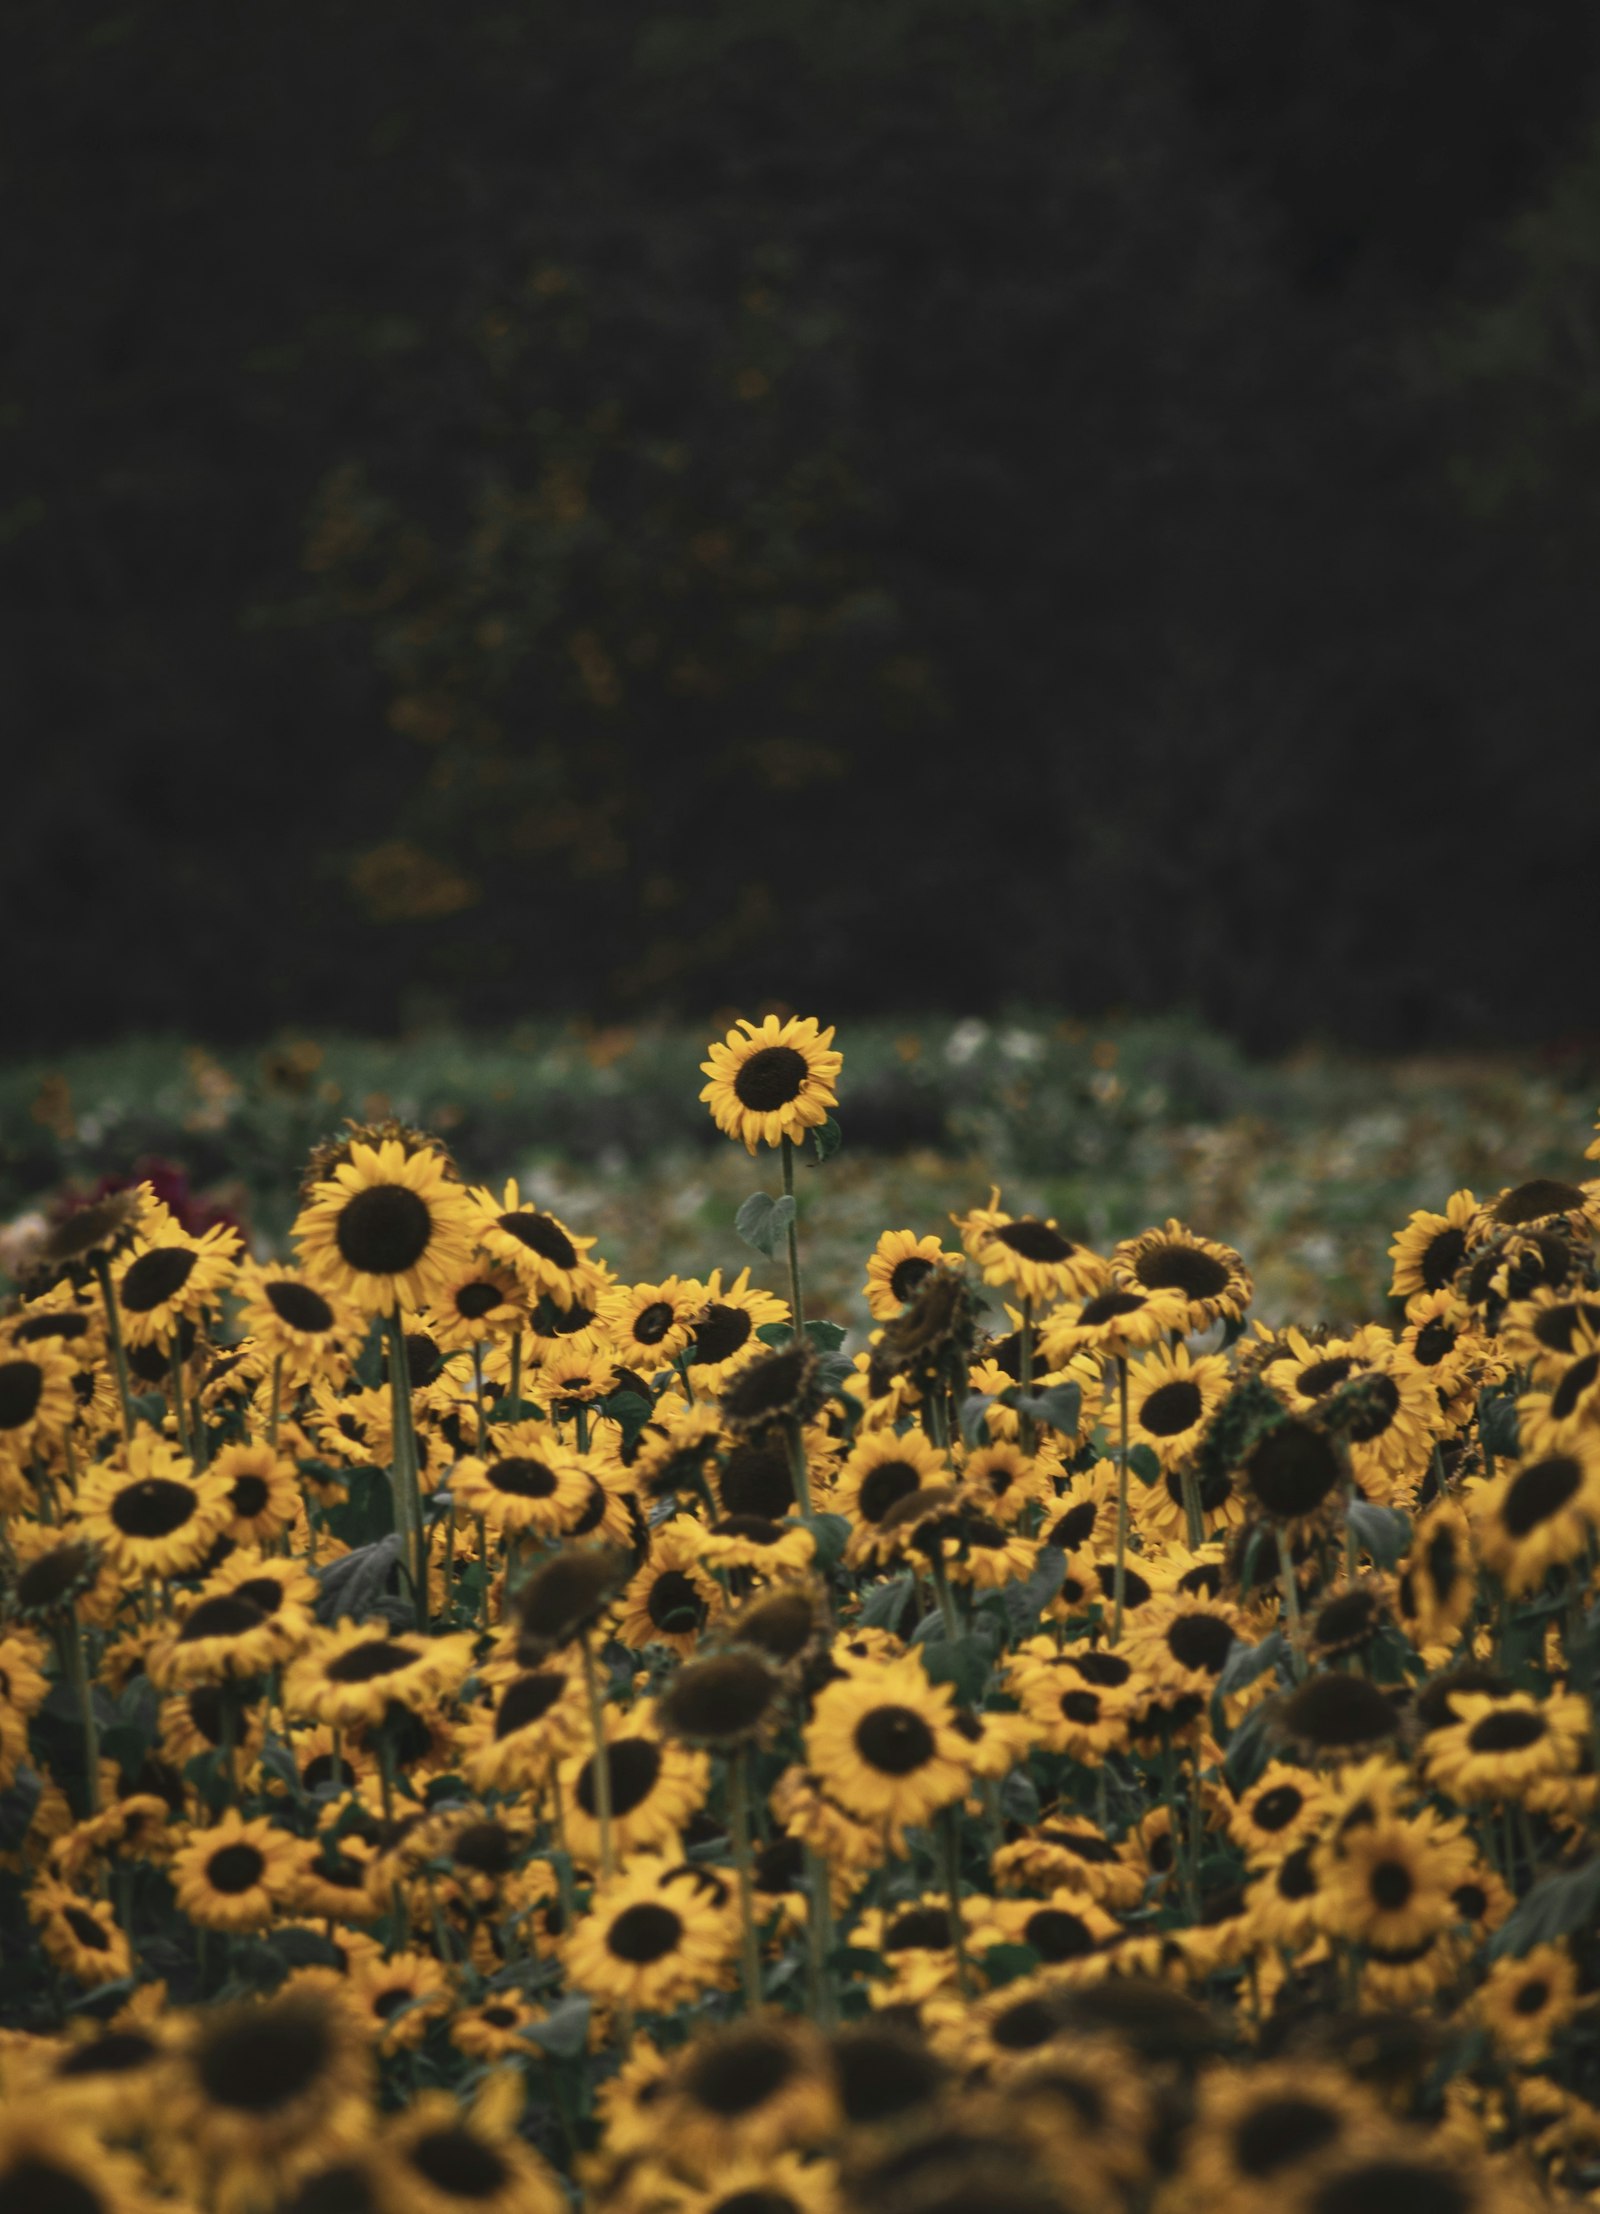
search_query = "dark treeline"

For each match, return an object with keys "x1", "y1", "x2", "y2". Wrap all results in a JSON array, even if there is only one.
[{"x1": 7, "y1": 0, "x2": 1600, "y2": 1053}]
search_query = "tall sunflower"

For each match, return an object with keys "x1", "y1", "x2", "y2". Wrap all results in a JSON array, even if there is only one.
[
  {"x1": 1111, "y1": 1219, "x2": 1254, "y2": 1332},
  {"x1": 954, "y1": 1188, "x2": 1106, "y2": 1305},
  {"x1": 1467, "y1": 1435, "x2": 1600, "y2": 1593},
  {"x1": 700, "y1": 1015, "x2": 842, "y2": 1154},
  {"x1": 295, "y1": 1138, "x2": 476, "y2": 1316}
]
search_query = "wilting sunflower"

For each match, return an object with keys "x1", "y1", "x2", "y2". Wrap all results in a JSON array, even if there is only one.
[
  {"x1": 864, "y1": 1230, "x2": 952, "y2": 1320},
  {"x1": 1112, "y1": 1219, "x2": 1254, "y2": 1333},
  {"x1": 1476, "y1": 1943, "x2": 1580, "y2": 2066},
  {"x1": 78, "y1": 1437, "x2": 235, "y2": 1579},
  {"x1": 1234, "y1": 1414, "x2": 1346, "y2": 1536},
  {"x1": 376, "y1": 2084, "x2": 564, "y2": 2214},
  {"x1": 1387, "y1": 1189, "x2": 1478, "y2": 1301},
  {"x1": 700, "y1": 1014, "x2": 843, "y2": 1154},
  {"x1": 954, "y1": 1188, "x2": 1106, "y2": 1305},
  {"x1": 171, "y1": 1811, "x2": 305, "y2": 1932},
  {"x1": 557, "y1": 1708, "x2": 709, "y2": 1863},
  {"x1": 284, "y1": 1621, "x2": 474, "y2": 1730},
  {"x1": 1114, "y1": 1341, "x2": 1230, "y2": 1471},
  {"x1": 1423, "y1": 1691, "x2": 1588, "y2": 1804},
  {"x1": 1467, "y1": 1433, "x2": 1600, "y2": 1592},
  {"x1": 0, "y1": 1339, "x2": 76, "y2": 1461},
  {"x1": 564, "y1": 1849, "x2": 734, "y2": 2011},
  {"x1": 109, "y1": 1215, "x2": 241, "y2": 1348},
  {"x1": 805, "y1": 1656, "x2": 971, "y2": 1834},
  {"x1": 295, "y1": 1138, "x2": 476, "y2": 1316},
  {"x1": 234, "y1": 1261, "x2": 363, "y2": 1380},
  {"x1": 449, "y1": 1428, "x2": 591, "y2": 1538}
]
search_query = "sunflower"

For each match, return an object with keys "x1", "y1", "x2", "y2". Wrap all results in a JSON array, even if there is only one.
[
  {"x1": 864, "y1": 1231, "x2": 952, "y2": 1321},
  {"x1": 700, "y1": 1015, "x2": 842, "y2": 1155},
  {"x1": 109, "y1": 1215, "x2": 241, "y2": 1348},
  {"x1": 970, "y1": 1889, "x2": 1119, "y2": 1968},
  {"x1": 171, "y1": 1811, "x2": 306, "y2": 1932},
  {"x1": 340, "y1": 1935, "x2": 455, "y2": 2050},
  {"x1": 660, "y1": 2016, "x2": 835, "y2": 2164},
  {"x1": 1500, "y1": 1287, "x2": 1600, "y2": 1379},
  {"x1": 805, "y1": 1656, "x2": 971, "y2": 1836},
  {"x1": 449, "y1": 1994, "x2": 544, "y2": 2062},
  {"x1": 600, "y1": 1275, "x2": 701, "y2": 1368},
  {"x1": 1388, "y1": 1189, "x2": 1478, "y2": 1301},
  {"x1": 209, "y1": 1439, "x2": 302, "y2": 1546},
  {"x1": 1466, "y1": 1434, "x2": 1600, "y2": 1593},
  {"x1": 995, "y1": 2035, "x2": 1153, "y2": 2194},
  {"x1": 1394, "y1": 1290, "x2": 1482, "y2": 1402},
  {"x1": 234, "y1": 1261, "x2": 363, "y2": 1380},
  {"x1": 1270, "y1": 1672, "x2": 1402, "y2": 1764},
  {"x1": 1318, "y1": 1813, "x2": 1475, "y2": 1951},
  {"x1": 162, "y1": 1988, "x2": 372, "y2": 2210},
  {"x1": 836, "y1": 1427, "x2": 953, "y2": 1544},
  {"x1": 1183, "y1": 2063, "x2": 1375, "y2": 2205},
  {"x1": 295, "y1": 1138, "x2": 476, "y2": 1316},
  {"x1": 1132, "y1": 1446, "x2": 1245, "y2": 1547},
  {"x1": 428, "y1": 1262, "x2": 527, "y2": 1350},
  {"x1": 0, "y1": 2109, "x2": 151, "y2": 2214},
  {"x1": 1010, "y1": 1649, "x2": 1133, "y2": 1764},
  {"x1": 1040, "y1": 1284, "x2": 1188, "y2": 1364},
  {"x1": 1396, "y1": 1497, "x2": 1476, "y2": 1649},
  {"x1": 377, "y1": 2083, "x2": 564, "y2": 2214},
  {"x1": 614, "y1": 1521, "x2": 725, "y2": 1657},
  {"x1": 148, "y1": 1584, "x2": 291, "y2": 1688},
  {"x1": 77, "y1": 1438, "x2": 235, "y2": 1579},
  {"x1": 202, "y1": 1548, "x2": 318, "y2": 1643},
  {"x1": 728, "y1": 1580, "x2": 832, "y2": 1670},
  {"x1": 284, "y1": 1622, "x2": 474, "y2": 1730},
  {"x1": 564, "y1": 1848, "x2": 735, "y2": 2012},
  {"x1": 1290, "y1": 2136, "x2": 1522, "y2": 2214},
  {"x1": 661, "y1": 1646, "x2": 785, "y2": 1749},
  {"x1": 956, "y1": 1439, "x2": 1056, "y2": 1525},
  {"x1": 465, "y1": 1178, "x2": 599, "y2": 1314},
  {"x1": 683, "y1": 1268, "x2": 793, "y2": 1388},
  {"x1": 698, "y1": 1513, "x2": 818, "y2": 1577},
  {"x1": 676, "y1": 2152, "x2": 841, "y2": 2214},
  {"x1": 29, "y1": 1875, "x2": 135, "y2": 1984},
  {"x1": 512, "y1": 1544, "x2": 630, "y2": 1656},
  {"x1": 1298, "y1": 1578, "x2": 1393, "y2": 1668},
  {"x1": 1126, "y1": 1591, "x2": 1246, "y2": 1698},
  {"x1": 1423, "y1": 1691, "x2": 1588, "y2": 1805},
  {"x1": 1111, "y1": 1219, "x2": 1254, "y2": 1333},
  {"x1": 1477, "y1": 1943, "x2": 1581, "y2": 2067},
  {"x1": 1517, "y1": 1336, "x2": 1600, "y2": 1452},
  {"x1": 11, "y1": 2019, "x2": 169, "y2": 2135},
  {"x1": 954, "y1": 1188, "x2": 1106, "y2": 1305},
  {"x1": 1114, "y1": 1341, "x2": 1230, "y2": 1471},
  {"x1": 0, "y1": 1340, "x2": 77, "y2": 1460},
  {"x1": 1234, "y1": 1415, "x2": 1346, "y2": 1537},
  {"x1": 557, "y1": 1708, "x2": 709, "y2": 1864},
  {"x1": 449, "y1": 1427, "x2": 592, "y2": 1539}
]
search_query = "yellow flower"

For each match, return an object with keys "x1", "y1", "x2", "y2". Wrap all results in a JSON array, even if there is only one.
[
  {"x1": 295, "y1": 1138, "x2": 476, "y2": 1316},
  {"x1": 700, "y1": 1015, "x2": 842, "y2": 1154}
]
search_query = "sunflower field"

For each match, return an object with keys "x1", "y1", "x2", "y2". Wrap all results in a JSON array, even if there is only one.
[{"x1": 2, "y1": 1013, "x2": 1600, "y2": 2214}]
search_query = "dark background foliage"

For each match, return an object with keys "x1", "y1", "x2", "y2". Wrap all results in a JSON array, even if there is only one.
[{"x1": 8, "y1": 0, "x2": 1600, "y2": 1053}]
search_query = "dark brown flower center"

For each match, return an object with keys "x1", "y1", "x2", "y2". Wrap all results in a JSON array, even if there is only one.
[
  {"x1": 991, "y1": 1218, "x2": 1072, "y2": 1263},
  {"x1": 1250, "y1": 1784, "x2": 1305, "y2": 1832},
  {"x1": 1233, "y1": 2096, "x2": 1342, "y2": 2178},
  {"x1": 691, "y1": 1303, "x2": 754, "y2": 1366},
  {"x1": 494, "y1": 1670, "x2": 567, "y2": 1737},
  {"x1": 1307, "y1": 2160, "x2": 1469, "y2": 2214},
  {"x1": 1244, "y1": 1422, "x2": 1342, "y2": 1519},
  {"x1": 1465, "y1": 1707, "x2": 1545, "y2": 1753},
  {"x1": 577, "y1": 1736, "x2": 662, "y2": 1817},
  {"x1": 684, "y1": 2028, "x2": 799, "y2": 2115},
  {"x1": 1139, "y1": 1379, "x2": 1203, "y2": 1435},
  {"x1": 855, "y1": 1704, "x2": 936, "y2": 1775},
  {"x1": 1419, "y1": 1226, "x2": 1466, "y2": 1292},
  {"x1": 859, "y1": 1459, "x2": 923, "y2": 1523},
  {"x1": 1166, "y1": 1613, "x2": 1235, "y2": 1674},
  {"x1": 631, "y1": 1301, "x2": 677, "y2": 1346},
  {"x1": 194, "y1": 1999, "x2": 331, "y2": 2112},
  {"x1": 496, "y1": 1210, "x2": 578, "y2": 1269},
  {"x1": 1502, "y1": 1454, "x2": 1583, "y2": 1533},
  {"x1": 1280, "y1": 1673, "x2": 1395, "y2": 1749},
  {"x1": 487, "y1": 1456, "x2": 559, "y2": 1498},
  {"x1": 646, "y1": 1569, "x2": 706, "y2": 1634},
  {"x1": 1022, "y1": 1907, "x2": 1096, "y2": 1961},
  {"x1": 335, "y1": 1185, "x2": 433, "y2": 1275},
  {"x1": 63, "y1": 1906, "x2": 113, "y2": 1950},
  {"x1": 662, "y1": 1652, "x2": 777, "y2": 1741},
  {"x1": 454, "y1": 1279, "x2": 504, "y2": 1320},
  {"x1": 1369, "y1": 1859, "x2": 1413, "y2": 1911},
  {"x1": 0, "y1": 2160, "x2": 106, "y2": 2214},
  {"x1": 120, "y1": 1246, "x2": 199, "y2": 1312},
  {"x1": 1550, "y1": 1352, "x2": 1600, "y2": 1421},
  {"x1": 264, "y1": 1279, "x2": 337, "y2": 1332},
  {"x1": 229, "y1": 1474, "x2": 271, "y2": 1519},
  {"x1": 0, "y1": 1360, "x2": 45, "y2": 1429},
  {"x1": 179, "y1": 1593, "x2": 268, "y2": 1642},
  {"x1": 1077, "y1": 1289, "x2": 1148, "y2": 1325},
  {"x1": 111, "y1": 1478, "x2": 200, "y2": 1538},
  {"x1": 889, "y1": 1255, "x2": 935, "y2": 1302},
  {"x1": 1494, "y1": 1179, "x2": 1586, "y2": 1226},
  {"x1": 207, "y1": 1843, "x2": 267, "y2": 1894},
  {"x1": 731, "y1": 1045, "x2": 810, "y2": 1110},
  {"x1": 409, "y1": 2127, "x2": 509, "y2": 2199},
  {"x1": 324, "y1": 1638, "x2": 416, "y2": 1684},
  {"x1": 1134, "y1": 1242, "x2": 1232, "y2": 1300},
  {"x1": 719, "y1": 1441, "x2": 793, "y2": 1518}
]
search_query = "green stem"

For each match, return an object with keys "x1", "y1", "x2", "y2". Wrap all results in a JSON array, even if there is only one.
[
  {"x1": 1110, "y1": 1356, "x2": 1131, "y2": 1645},
  {"x1": 509, "y1": 1331, "x2": 523, "y2": 1417},
  {"x1": 1179, "y1": 1463, "x2": 1204, "y2": 1553},
  {"x1": 266, "y1": 1355, "x2": 284, "y2": 1451},
  {"x1": 939, "y1": 1804, "x2": 973, "y2": 1999},
  {"x1": 931, "y1": 1555, "x2": 961, "y2": 1642},
  {"x1": 782, "y1": 1418, "x2": 812, "y2": 1516},
  {"x1": 169, "y1": 1334, "x2": 191, "y2": 1459},
  {"x1": 780, "y1": 1136, "x2": 806, "y2": 1337},
  {"x1": 92, "y1": 1253, "x2": 136, "y2": 1446},
  {"x1": 57, "y1": 1612, "x2": 100, "y2": 1817},
  {"x1": 472, "y1": 1346, "x2": 488, "y2": 1452},
  {"x1": 805, "y1": 1846, "x2": 837, "y2": 2030},
  {"x1": 730, "y1": 1751, "x2": 762, "y2": 2010},
  {"x1": 385, "y1": 1309, "x2": 428, "y2": 1629},
  {"x1": 1276, "y1": 1526, "x2": 1305, "y2": 1674},
  {"x1": 1017, "y1": 1294, "x2": 1036, "y2": 1456},
  {"x1": 580, "y1": 1631, "x2": 616, "y2": 1878}
]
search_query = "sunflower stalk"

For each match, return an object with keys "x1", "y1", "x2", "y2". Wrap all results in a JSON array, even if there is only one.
[
  {"x1": 1179, "y1": 1462, "x2": 1205, "y2": 1553},
  {"x1": 385, "y1": 1309, "x2": 428, "y2": 1630},
  {"x1": 1276, "y1": 1526, "x2": 1306, "y2": 1674},
  {"x1": 169, "y1": 1336, "x2": 191, "y2": 1459},
  {"x1": 779, "y1": 1136, "x2": 806, "y2": 1337},
  {"x1": 55, "y1": 1610, "x2": 100, "y2": 1818},
  {"x1": 1110, "y1": 1355, "x2": 1131, "y2": 1644},
  {"x1": 805, "y1": 1846, "x2": 837, "y2": 2029},
  {"x1": 266, "y1": 1354, "x2": 284, "y2": 1451},
  {"x1": 782, "y1": 1417, "x2": 813, "y2": 1517},
  {"x1": 939, "y1": 1803, "x2": 973, "y2": 1999},
  {"x1": 91, "y1": 1252, "x2": 137, "y2": 1446},
  {"x1": 729, "y1": 1750, "x2": 762, "y2": 2009},
  {"x1": 579, "y1": 1630, "x2": 617, "y2": 1879},
  {"x1": 1017, "y1": 1294, "x2": 1036, "y2": 1456}
]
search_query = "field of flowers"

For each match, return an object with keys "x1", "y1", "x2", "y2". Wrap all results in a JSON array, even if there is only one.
[{"x1": 1, "y1": 1011, "x2": 1599, "y2": 2214}]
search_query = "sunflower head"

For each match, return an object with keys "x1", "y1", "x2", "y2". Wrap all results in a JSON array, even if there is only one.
[{"x1": 700, "y1": 1016, "x2": 843, "y2": 1155}]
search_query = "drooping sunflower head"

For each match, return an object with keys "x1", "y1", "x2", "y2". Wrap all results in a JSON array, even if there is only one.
[
  {"x1": 659, "y1": 1646, "x2": 785, "y2": 1749},
  {"x1": 1234, "y1": 1415, "x2": 1346, "y2": 1532},
  {"x1": 1271, "y1": 1671, "x2": 1401, "y2": 1764},
  {"x1": 1112, "y1": 1218, "x2": 1254, "y2": 1331},
  {"x1": 720, "y1": 1339, "x2": 821, "y2": 1438},
  {"x1": 700, "y1": 1015, "x2": 843, "y2": 1155},
  {"x1": 512, "y1": 1544, "x2": 630, "y2": 1659}
]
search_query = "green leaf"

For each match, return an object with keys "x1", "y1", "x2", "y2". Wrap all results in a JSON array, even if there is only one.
[
  {"x1": 735, "y1": 1191, "x2": 795, "y2": 1259},
  {"x1": 920, "y1": 1633, "x2": 992, "y2": 1708},
  {"x1": 323, "y1": 1465, "x2": 394, "y2": 1549},
  {"x1": 815, "y1": 1351, "x2": 857, "y2": 1398},
  {"x1": 755, "y1": 1321, "x2": 793, "y2": 1348},
  {"x1": 1015, "y1": 1381, "x2": 1082, "y2": 1437},
  {"x1": 799, "y1": 1512, "x2": 852, "y2": 1569},
  {"x1": 1222, "y1": 1701, "x2": 1272, "y2": 1794},
  {"x1": 981, "y1": 1943, "x2": 1042, "y2": 1985},
  {"x1": 859, "y1": 1572, "x2": 915, "y2": 1631},
  {"x1": 810, "y1": 1116, "x2": 843, "y2": 1164},
  {"x1": 598, "y1": 1389, "x2": 653, "y2": 1453},
  {"x1": 1126, "y1": 1444, "x2": 1162, "y2": 1488},
  {"x1": 527, "y1": 1993, "x2": 593, "y2": 2057},
  {"x1": 1346, "y1": 1500, "x2": 1411, "y2": 1570},
  {"x1": 314, "y1": 1533, "x2": 404, "y2": 1623},
  {"x1": 1001, "y1": 1545, "x2": 1066, "y2": 1637},
  {"x1": 959, "y1": 1392, "x2": 999, "y2": 1447},
  {"x1": 1000, "y1": 1768, "x2": 1040, "y2": 1824},
  {"x1": 1479, "y1": 1391, "x2": 1521, "y2": 1461},
  {"x1": 1489, "y1": 1856, "x2": 1600, "y2": 1959},
  {"x1": 803, "y1": 1319, "x2": 848, "y2": 1351},
  {"x1": 1216, "y1": 1630, "x2": 1285, "y2": 1699}
]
